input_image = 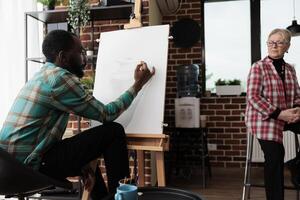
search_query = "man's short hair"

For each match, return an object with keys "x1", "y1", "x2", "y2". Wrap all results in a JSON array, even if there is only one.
[{"x1": 42, "y1": 30, "x2": 75, "y2": 62}]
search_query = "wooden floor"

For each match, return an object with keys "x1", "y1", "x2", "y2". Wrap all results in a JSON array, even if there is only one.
[
  {"x1": 1, "y1": 167, "x2": 299, "y2": 200},
  {"x1": 168, "y1": 167, "x2": 300, "y2": 200}
]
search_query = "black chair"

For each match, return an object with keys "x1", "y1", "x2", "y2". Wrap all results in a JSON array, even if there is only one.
[{"x1": 0, "y1": 148, "x2": 77, "y2": 200}]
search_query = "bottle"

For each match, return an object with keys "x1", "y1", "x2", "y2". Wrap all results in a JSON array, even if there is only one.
[{"x1": 176, "y1": 64, "x2": 200, "y2": 97}]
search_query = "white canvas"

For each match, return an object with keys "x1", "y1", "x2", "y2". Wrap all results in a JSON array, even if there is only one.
[{"x1": 92, "y1": 25, "x2": 169, "y2": 134}]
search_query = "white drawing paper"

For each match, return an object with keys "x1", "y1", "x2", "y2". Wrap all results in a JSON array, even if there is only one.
[{"x1": 92, "y1": 25, "x2": 169, "y2": 134}]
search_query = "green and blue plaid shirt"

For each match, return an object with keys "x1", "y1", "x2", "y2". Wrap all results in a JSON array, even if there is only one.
[{"x1": 0, "y1": 62, "x2": 136, "y2": 170}]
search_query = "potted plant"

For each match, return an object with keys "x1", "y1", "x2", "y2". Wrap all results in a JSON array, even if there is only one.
[
  {"x1": 215, "y1": 78, "x2": 242, "y2": 96},
  {"x1": 37, "y1": 0, "x2": 57, "y2": 10},
  {"x1": 67, "y1": 0, "x2": 90, "y2": 34},
  {"x1": 228, "y1": 79, "x2": 241, "y2": 86},
  {"x1": 80, "y1": 75, "x2": 94, "y2": 94}
]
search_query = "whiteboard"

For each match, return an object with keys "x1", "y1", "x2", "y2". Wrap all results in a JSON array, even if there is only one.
[{"x1": 92, "y1": 25, "x2": 169, "y2": 134}]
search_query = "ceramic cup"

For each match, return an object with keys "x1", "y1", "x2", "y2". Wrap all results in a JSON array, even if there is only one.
[{"x1": 114, "y1": 184, "x2": 138, "y2": 200}]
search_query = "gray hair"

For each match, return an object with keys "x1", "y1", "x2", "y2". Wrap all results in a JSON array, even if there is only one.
[{"x1": 268, "y1": 28, "x2": 292, "y2": 43}]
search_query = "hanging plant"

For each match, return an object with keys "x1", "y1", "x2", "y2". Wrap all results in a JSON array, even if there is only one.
[{"x1": 67, "y1": 0, "x2": 90, "y2": 33}]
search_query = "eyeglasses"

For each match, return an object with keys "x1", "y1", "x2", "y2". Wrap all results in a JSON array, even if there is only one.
[{"x1": 266, "y1": 41, "x2": 289, "y2": 47}]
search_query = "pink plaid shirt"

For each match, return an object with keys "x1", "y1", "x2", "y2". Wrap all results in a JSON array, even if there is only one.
[{"x1": 245, "y1": 56, "x2": 300, "y2": 143}]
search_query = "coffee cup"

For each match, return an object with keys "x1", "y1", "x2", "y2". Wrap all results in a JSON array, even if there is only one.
[{"x1": 114, "y1": 184, "x2": 137, "y2": 200}]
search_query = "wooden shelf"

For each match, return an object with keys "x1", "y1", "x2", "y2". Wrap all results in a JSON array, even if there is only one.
[{"x1": 25, "y1": 4, "x2": 133, "y2": 24}]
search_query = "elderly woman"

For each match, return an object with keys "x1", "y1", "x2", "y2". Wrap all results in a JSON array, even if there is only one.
[{"x1": 245, "y1": 28, "x2": 300, "y2": 200}]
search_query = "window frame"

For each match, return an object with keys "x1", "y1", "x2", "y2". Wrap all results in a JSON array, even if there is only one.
[{"x1": 201, "y1": 0, "x2": 261, "y2": 94}]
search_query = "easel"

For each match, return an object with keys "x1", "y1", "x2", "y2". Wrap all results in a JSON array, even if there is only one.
[
  {"x1": 126, "y1": 134, "x2": 169, "y2": 187},
  {"x1": 124, "y1": 0, "x2": 142, "y2": 29},
  {"x1": 123, "y1": 0, "x2": 169, "y2": 185},
  {"x1": 81, "y1": 1, "x2": 169, "y2": 199}
]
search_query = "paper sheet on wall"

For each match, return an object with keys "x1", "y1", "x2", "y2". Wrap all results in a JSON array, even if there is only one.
[{"x1": 92, "y1": 25, "x2": 169, "y2": 134}]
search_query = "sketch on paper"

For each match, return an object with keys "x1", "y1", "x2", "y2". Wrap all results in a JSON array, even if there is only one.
[{"x1": 92, "y1": 25, "x2": 169, "y2": 134}]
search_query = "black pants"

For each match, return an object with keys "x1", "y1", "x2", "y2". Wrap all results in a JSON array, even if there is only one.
[
  {"x1": 257, "y1": 122, "x2": 300, "y2": 200},
  {"x1": 39, "y1": 122, "x2": 130, "y2": 199},
  {"x1": 258, "y1": 139, "x2": 285, "y2": 200}
]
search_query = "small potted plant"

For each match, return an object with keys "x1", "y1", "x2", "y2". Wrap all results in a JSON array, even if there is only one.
[
  {"x1": 80, "y1": 75, "x2": 94, "y2": 94},
  {"x1": 37, "y1": 0, "x2": 57, "y2": 10},
  {"x1": 228, "y1": 79, "x2": 241, "y2": 86},
  {"x1": 215, "y1": 78, "x2": 242, "y2": 96}
]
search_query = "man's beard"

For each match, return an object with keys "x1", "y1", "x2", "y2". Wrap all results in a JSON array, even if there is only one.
[
  {"x1": 67, "y1": 58, "x2": 86, "y2": 78},
  {"x1": 70, "y1": 63, "x2": 85, "y2": 78}
]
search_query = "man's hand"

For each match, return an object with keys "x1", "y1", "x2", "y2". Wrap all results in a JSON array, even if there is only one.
[
  {"x1": 132, "y1": 61, "x2": 155, "y2": 93},
  {"x1": 81, "y1": 165, "x2": 95, "y2": 192},
  {"x1": 278, "y1": 108, "x2": 300, "y2": 123}
]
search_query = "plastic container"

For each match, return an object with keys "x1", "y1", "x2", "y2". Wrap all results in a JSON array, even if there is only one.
[{"x1": 176, "y1": 64, "x2": 200, "y2": 97}]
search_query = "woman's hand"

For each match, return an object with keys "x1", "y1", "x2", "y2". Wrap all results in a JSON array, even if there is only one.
[
  {"x1": 132, "y1": 61, "x2": 155, "y2": 93},
  {"x1": 278, "y1": 108, "x2": 300, "y2": 123}
]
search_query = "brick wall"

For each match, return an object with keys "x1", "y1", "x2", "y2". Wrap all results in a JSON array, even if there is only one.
[
  {"x1": 201, "y1": 96, "x2": 247, "y2": 168},
  {"x1": 162, "y1": 0, "x2": 201, "y2": 128}
]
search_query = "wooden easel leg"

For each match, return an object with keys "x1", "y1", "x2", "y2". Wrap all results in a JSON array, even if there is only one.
[
  {"x1": 156, "y1": 152, "x2": 166, "y2": 186},
  {"x1": 81, "y1": 159, "x2": 98, "y2": 200},
  {"x1": 137, "y1": 150, "x2": 145, "y2": 187}
]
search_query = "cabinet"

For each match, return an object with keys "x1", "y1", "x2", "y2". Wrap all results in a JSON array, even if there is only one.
[{"x1": 24, "y1": 4, "x2": 133, "y2": 81}]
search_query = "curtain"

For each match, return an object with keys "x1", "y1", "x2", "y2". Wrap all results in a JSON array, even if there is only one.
[{"x1": 0, "y1": 0, "x2": 40, "y2": 129}]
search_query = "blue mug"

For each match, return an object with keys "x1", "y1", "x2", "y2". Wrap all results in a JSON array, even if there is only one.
[{"x1": 114, "y1": 184, "x2": 138, "y2": 200}]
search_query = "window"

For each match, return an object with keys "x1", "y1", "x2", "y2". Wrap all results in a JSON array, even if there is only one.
[
  {"x1": 204, "y1": 0, "x2": 251, "y2": 93},
  {"x1": 261, "y1": 0, "x2": 300, "y2": 78}
]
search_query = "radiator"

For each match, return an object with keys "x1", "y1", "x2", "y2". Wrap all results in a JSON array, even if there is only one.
[{"x1": 252, "y1": 131, "x2": 300, "y2": 162}]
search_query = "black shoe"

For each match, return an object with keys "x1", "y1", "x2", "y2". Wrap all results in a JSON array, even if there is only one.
[{"x1": 286, "y1": 158, "x2": 300, "y2": 188}]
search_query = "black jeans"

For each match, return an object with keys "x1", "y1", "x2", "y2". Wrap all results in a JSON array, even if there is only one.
[
  {"x1": 39, "y1": 122, "x2": 130, "y2": 199},
  {"x1": 258, "y1": 139, "x2": 285, "y2": 200},
  {"x1": 257, "y1": 122, "x2": 300, "y2": 200}
]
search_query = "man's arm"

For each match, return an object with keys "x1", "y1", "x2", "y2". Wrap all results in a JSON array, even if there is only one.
[{"x1": 50, "y1": 62, "x2": 154, "y2": 122}]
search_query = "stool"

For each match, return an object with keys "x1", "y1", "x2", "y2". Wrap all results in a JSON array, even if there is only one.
[
  {"x1": 242, "y1": 131, "x2": 300, "y2": 200},
  {"x1": 0, "y1": 148, "x2": 81, "y2": 200}
]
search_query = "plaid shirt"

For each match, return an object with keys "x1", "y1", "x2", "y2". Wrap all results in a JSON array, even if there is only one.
[
  {"x1": 245, "y1": 56, "x2": 300, "y2": 143},
  {"x1": 0, "y1": 62, "x2": 136, "y2": 169}
]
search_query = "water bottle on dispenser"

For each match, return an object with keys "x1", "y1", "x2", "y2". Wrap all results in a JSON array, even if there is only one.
[
  {"x1": 176, "y1": 64, "x2": 200, "y2": 98},
  {"x1": 175, "y1": 64, "x2": 200, "y2": 128}
]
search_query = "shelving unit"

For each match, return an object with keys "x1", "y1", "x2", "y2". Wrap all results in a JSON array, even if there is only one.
[
  {"x1": 24, "y1": 4, "x2": 133, "y2": 138},
  {"x1": 24, "y1": 4, "x2": 133, "y2": 81},
  {"x1": 171, "y1": 127, "x2": 211, "y2": 188}
]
